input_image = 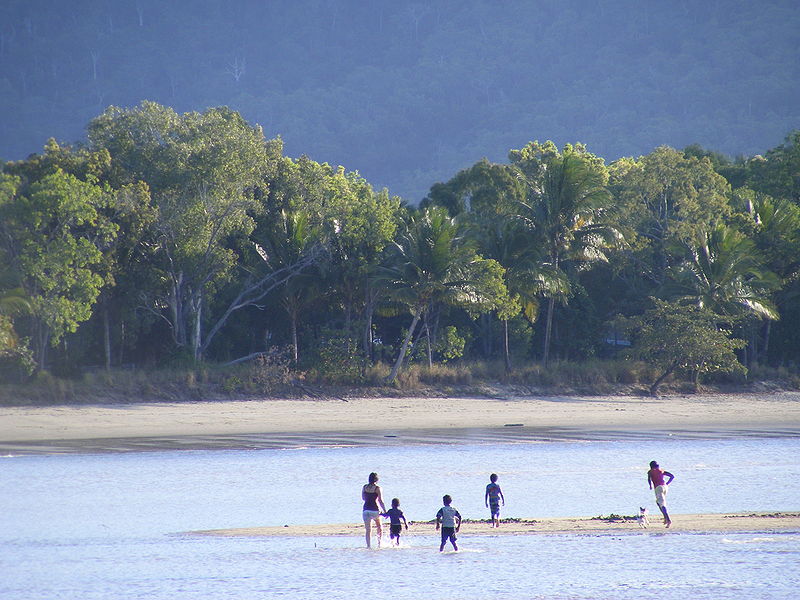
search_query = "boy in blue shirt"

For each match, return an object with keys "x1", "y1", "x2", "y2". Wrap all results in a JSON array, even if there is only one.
[
  {"x1": 382, "y1": 498, "x2": 408, "y2": 546},
  {"x1": 435, "y1": 494, "x2": 462, "y2": 552},
  {"x1": 485, "y1": 473, "x2": 505, "y2": 528}
]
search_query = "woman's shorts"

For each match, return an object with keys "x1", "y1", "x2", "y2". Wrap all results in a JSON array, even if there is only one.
[
  {"x1": 363, "y1": 510, "x2": 381, "y2": 523},
  {"x1": 654, "y1": 485, "x2": 668, "y2": 507}
]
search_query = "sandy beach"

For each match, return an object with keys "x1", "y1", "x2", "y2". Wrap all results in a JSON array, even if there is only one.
[
  {"x1": 191, "y1": 512, "x2": 800, "y2": 538},
  {"x1": 2, "y1": 391, "x2": 799, "y2": 448}
]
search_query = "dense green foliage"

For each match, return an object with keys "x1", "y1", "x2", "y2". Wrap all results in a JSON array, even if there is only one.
[
  {"x1": 1, "y1": 100, "x2": 799, "y2": 392},
  {"x1": 624, "y1": 299, "x2": 747, "y2": 395},
  {"x1": 0, "y1": 1, "x2": 797, "y2": 202}
]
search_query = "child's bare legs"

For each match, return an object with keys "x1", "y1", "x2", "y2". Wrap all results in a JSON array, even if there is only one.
[{"x1": 440, "y1": 530, "x2": 457, "y2": 552}]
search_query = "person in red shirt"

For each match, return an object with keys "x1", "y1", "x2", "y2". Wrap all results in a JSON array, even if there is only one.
[{"x1": 647, "y1": 460, "x2": 675, "y2": 528}]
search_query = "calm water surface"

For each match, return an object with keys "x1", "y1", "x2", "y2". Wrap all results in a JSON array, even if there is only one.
[{"x1": 2, "y1": 432, "x2": 799, "y2": 599}]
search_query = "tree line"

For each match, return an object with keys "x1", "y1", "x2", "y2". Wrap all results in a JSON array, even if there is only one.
[{"x1": 1, "y1": 102, "x2": 799, "y2": 391}]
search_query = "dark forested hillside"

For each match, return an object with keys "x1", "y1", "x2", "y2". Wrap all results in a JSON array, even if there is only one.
[{"x1": 0, "y1": 0, "x2": 797, "y2": 202}]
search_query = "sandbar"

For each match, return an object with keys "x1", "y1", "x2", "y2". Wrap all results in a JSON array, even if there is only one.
[{"x1": 192, "y1": 512, "x2": 800, "y2": 538}]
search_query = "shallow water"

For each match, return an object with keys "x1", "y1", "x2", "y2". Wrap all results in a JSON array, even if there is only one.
[{"x1": 2, "y1": 432, "x2": 799, "y2": 599}]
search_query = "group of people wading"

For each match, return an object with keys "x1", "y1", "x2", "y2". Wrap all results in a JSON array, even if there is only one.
[
  {"x1": 361, "y1": 461, "x2": 674, "y2": 550},
  {"x1": 361, "y1": 471, "x2": 504, "y2": 551}
]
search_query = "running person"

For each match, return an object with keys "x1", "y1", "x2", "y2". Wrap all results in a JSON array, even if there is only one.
[
  {"x1": 647, "y1": 460, "x2": 675, "y2": 528},
  {"x1": 436, "y1": 495, "x2": 462, "y2": 552},
  {"x1": 382, "y1": 498, "x2": 408, "y2": 546}
]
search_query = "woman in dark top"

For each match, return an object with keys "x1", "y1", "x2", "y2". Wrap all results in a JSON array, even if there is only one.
[{"x1": 361, "y1": 472, "x2": 386, "y2": 548}]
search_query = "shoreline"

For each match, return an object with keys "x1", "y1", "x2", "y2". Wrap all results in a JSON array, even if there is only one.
[
  {"x1": 0, "y1": 391, "x2": 798, "y2": 454},
  {"x1": 2, "y1": 425, "x2": 799, "y2": 456},
  {"x1": 191, "y1": 512, "x2": 800, "y2": 538}
]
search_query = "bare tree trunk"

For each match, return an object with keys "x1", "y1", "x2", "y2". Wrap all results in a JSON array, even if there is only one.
[
  {"x1": 103, "y1": 303, "x2": 111, "y2": 370},
  {"x1": 543, "y1": 296, "x2": 555, "y2": 367},
  {"x1": 119, "y1": 321, "x2": 125, "y2": 366},
  {"x1": 198, "y1": 249, "x2": 321, "y2": 359},
  {"x1": 387, "y1": 311, "x2": 421, "y2": 384},
  {"x1": 424, "y1": 317, "x2": 433, "y2": 368},
  {"x1": 36, "y1": 320, "x2": 49, "y2": 371},
  {"x1": 190, "y1": 294, "x2": 202, "y2": 362},
  {"x1": 406, "y1": 320, "x2": 427, "y2": 370},
  {"x1": 169, "y1": 273, "x2": 184, "y2": 347},
  {"x1": 749, "y1": 323, "x2": 759, "y2": 367},
  {"x1": 650, "y1": 360, "x2": 679, "y2": 396},
  {"x1": 503, "y1": 318, "x2": 511, "y2": 372},
  {"x1": 429, "y1": 305, "x2": 441, "y2": 354},
  {"x1": 290, "y1": 314, "x2": 299, "y2": 364},
  {"x1": 363, "y1": 286, "x2": 376, "y2": 363}
]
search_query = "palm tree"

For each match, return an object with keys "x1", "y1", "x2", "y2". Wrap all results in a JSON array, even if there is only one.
[
  {"x1": 742, "y1": 193, "x2": 800, "y2": 359},
  {"x1": 0, "y1": 249, "x2": 30, "y2": 317},
  {"x1": 473, "y1": 215, "x2": 568, "y2": 370},
  {"x1": 745, "y1": 194, "x2": 800, "y2": 282},
  {"x1": 0, "y1": 285, "x2": 30, "y2": 319},
  {"x1": 667, "y1": 222, "x2": 780, "y2": 322},
  {"x1": 513, "y1": 150, "x2": 619, "y2": 366},
  {"x1": 379, "y1": 207, "x2": 506, "y2": 384}
]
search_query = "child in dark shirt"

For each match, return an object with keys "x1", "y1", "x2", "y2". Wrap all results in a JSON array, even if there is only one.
[{"x1": 382, "y1": 497, "x2": 409, "y2": 546}]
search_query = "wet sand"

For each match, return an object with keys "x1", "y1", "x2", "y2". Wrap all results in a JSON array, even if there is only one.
[
  {"x1": 1, "y1": 391, "x2": 799, "y2": 454},
  {"x1": 192, "y1": 512, "x2": 800, "y2": 538}
]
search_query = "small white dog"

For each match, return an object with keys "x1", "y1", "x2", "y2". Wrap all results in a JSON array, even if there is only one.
[{"x1": 637, "y1": 507, "x2": 650, "y2": 528}]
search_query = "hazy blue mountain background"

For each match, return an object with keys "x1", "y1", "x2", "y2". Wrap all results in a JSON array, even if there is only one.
[{"x1": 1, "y1": 0, "x2": 797, "y2": 202}]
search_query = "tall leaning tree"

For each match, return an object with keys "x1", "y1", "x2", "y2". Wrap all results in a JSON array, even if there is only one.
[{"x1": 378, "y1": 206, "x2": 509, "y2": 384}]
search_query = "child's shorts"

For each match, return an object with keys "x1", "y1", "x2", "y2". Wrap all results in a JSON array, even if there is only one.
[
  {"x1": 390, "y1": 524, "x2": 402, "y2": 538},
  {"x1": 440, "y1": 526, "x2": 457, "y2": 544}
]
